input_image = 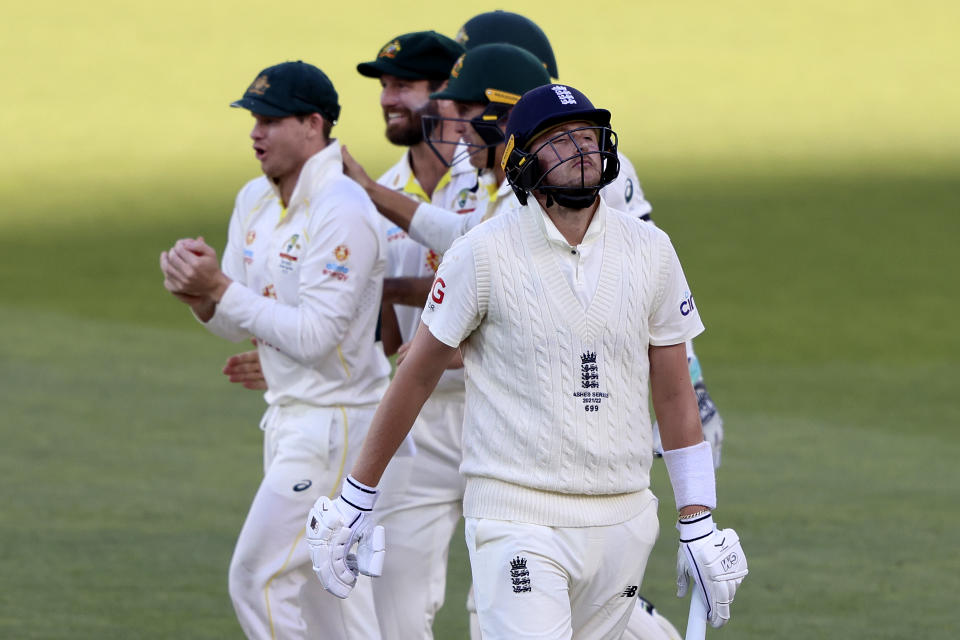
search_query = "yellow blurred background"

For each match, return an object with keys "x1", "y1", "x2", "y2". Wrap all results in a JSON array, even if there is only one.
[{"x1": 3, "y1": 0, "x2": 957, "y2": 227}]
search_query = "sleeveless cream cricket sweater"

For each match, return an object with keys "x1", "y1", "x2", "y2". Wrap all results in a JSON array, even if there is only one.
[{"x1": 460, "y1": 204, "x2": 673, "y2": 527}]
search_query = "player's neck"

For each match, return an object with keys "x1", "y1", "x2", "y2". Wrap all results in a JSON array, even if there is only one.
[
  {"x1": 536, "y1": 194, "x2": 599, "y2": 246},
  {"x1": 408, "y1": 142, "x2": 447, "y2": 199},
  {"x1": 273, "y1": 170, "x2": 301, "y2": 208}
]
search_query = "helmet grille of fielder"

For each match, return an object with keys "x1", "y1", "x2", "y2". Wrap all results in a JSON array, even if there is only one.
[{"x1": 502, "y1": 84, "x2": 620, "y2": 209}]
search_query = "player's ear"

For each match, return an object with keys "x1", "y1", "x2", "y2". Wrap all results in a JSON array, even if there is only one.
[{"x1": 306, "y1": 112, "x2": 331, "y2": 142}]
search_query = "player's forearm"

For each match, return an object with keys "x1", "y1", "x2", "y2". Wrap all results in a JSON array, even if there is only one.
[
  {"x1": 350, "y1": 369, "x2": 438, "y2": 486},
  {"x1": 408, "y1": 203, "x2": 477, "y2": 254},
  {"x1": 382, "y1": 276, "x2": 433, "y2": 307},
  {"x1": 650, "y1": 343, "x2": 703, "y2": 451},
  {"x1": 213, "y1": 282, "x2": 352, "y2": 364},
  {"x1": 363, "y1": 182, "x2": 419, "y2": 231},
  {"x1": 351, "y1": 323, "x2": 455, "y2": 486},
  {"x1": 379, "y1": 301, "x2": 402, "y2": 357}
]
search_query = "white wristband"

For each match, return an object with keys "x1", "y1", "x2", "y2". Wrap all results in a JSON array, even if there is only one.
[
  {"x1": 662, "y1": 441, "x2": 717, "y2": 511},
  {"x1": 339, "y1": 475, "x2": 379, "y2": 513},
  {"x1": 677, "y1": 512, "x2": 715, "y2": 542}
]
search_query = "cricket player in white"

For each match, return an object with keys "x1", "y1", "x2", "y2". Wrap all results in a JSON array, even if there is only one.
[
  {"x1": 306, "y1": 84, "x2": 748, "y2": 639},
  {"x1": 353, "y1": 31, "x2": 481, "y2": 639},
  {"x1": 160, "y1": 61, "x2": 387, "y2": 639}
]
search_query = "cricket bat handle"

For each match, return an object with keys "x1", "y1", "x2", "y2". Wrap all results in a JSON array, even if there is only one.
[{"x1": 685, "y1": 590, "x2": 708, "y2": 640}]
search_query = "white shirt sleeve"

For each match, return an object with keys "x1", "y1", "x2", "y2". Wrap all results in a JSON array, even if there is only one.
[
  {"x1": 201, "y1": 195, "x2": 254, "y2": 343},
  {"x1": 420, "y1": 234, "x2": 482, "y2": 347},
  {"x1": 648, "y1": 230, "x2": 705, "y2": 346},
  {"x1": 211, "y1": 193, "x2": 382, "y2": 365},
  {"x1": 408, "y1": 202, "x2": 486, "y2": 254}
]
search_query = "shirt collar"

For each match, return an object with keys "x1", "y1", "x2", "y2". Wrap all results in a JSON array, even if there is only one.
[
  {"x1": 271, "y1": 140, "x2": 344, "y2": 213},
  {"x1": 390, "y1": 150, "x2": 454, "y2": 203},
  {"x1": 529, "y1": 195, "x2": 607, "y2": 249}
]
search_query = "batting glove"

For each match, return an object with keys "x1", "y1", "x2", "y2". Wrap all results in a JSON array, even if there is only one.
[
  {"x1": 676, "y1": 513, "x2": 747, "y2": 628},
  {"x1": 305, "y1": 476, "x2": 385, "y2": 599}
]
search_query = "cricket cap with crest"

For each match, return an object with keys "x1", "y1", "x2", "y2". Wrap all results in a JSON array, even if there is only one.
[{"x1": 230, "y1": 60, "x2": 340, "y2": 122}]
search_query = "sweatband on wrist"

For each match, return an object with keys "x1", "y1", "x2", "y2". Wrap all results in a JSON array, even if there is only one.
[
  {"x1": 340, "y1": 475, "x2": 379, "y2": 512},
  {"x1": 677, "y1": 512, "x2": 715, "y2": 542},
  {"x1": 662, "y1": 440, "x2": 717, "y2": 511}
]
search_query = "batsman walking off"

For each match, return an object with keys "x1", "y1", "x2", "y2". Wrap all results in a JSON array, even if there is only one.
[{"x1": 306, "y1": 84, "x2": 748, "y2": 639}]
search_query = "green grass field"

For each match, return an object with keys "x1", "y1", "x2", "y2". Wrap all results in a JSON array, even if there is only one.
[{"x1": 2, "y1": 1, "x2": 958, "y2": 638}]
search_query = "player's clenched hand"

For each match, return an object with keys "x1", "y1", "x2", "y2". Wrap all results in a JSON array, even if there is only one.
[
  {"x1": 341, "y1": 145, "x2": 374, "y2": 191},
  {"x1": 161, "y1": 237, "x2": 231, "y2": 299},
  {"x1": 306, "y1": 476, "x2": 385, "y2": 599},
  {"x1": 676, "y1": 515, "x2": 747, "y2": 628},
  {"x1": 223, "y1": 342, "x2": 267, "y2": 390}
]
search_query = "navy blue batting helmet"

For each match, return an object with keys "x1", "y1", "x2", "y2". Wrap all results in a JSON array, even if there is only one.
[{"x1": 502, "y1": 84, "x2": 619, "y2": 208}]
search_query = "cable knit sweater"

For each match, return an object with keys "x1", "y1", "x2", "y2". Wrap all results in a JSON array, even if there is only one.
[{"x1": 423, "y1": 200, "x2": 704, "y2": 526}]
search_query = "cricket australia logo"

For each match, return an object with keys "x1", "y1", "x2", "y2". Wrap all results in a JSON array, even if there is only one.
[
  {"x1": 552, "y1": 85, "x2": 577, "y2": 105},
  {"x1": 509, "y1": 556, "x2": 531, "y2": 594},
  {"x1": 247, "y1": 75, "x2": 270, "y2": 95},
  {"x1": 379, "y1": 40, "x2": 401, "y2": 59},
  {"x1": 279, "y1": 233, "x2": 302, "y2": 274}
]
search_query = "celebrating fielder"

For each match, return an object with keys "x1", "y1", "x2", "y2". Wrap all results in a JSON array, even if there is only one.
[{"x1": 160, "y1": 61, "x2": 388, "y2": 639}]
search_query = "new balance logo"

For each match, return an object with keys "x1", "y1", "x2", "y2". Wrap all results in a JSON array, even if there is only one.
[
  {"x1": 509, "y1": 556, "x2": 531, "y2": 593},
  {"x1": 552, "y1": 85, "x2": 577, "y2": 105},
  {"x1": 621, "y1": 585, "x2": 638, "y2": 598}
]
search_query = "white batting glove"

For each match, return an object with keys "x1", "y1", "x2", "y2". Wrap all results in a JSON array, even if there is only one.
[
  {"x1": 676, "y1": 513, "x2": 747, "y2": 628},
  {"x1": 305, "y1": 476, "x2": 385, "y2": 599}
]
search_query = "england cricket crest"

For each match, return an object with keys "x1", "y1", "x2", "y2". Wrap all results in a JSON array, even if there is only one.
[
  {"x1": 571, "y1": 350, "x2": 609, "y2": 412},
  {"x1": 509, "y1": 556, "x2": 531, "y2": 594}
]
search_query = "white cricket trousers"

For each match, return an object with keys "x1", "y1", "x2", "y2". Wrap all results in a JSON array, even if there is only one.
[
  {"x1": 465, "y1": 491, "x2": 659, "y2": 640},
  {"x1": 372, "y1": 390, "x2": 467, "y2": 639},
  {"x1": 228, "y1": 403, "x2": 381, "y2": 640}
]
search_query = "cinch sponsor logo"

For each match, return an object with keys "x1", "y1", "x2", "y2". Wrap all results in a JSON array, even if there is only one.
[
  {"x1": 279, "y1": 253, "x2": 298, "y2": 262},
  {"x1": 680, "y1": 291, "x2": 695, "y2": 316}
]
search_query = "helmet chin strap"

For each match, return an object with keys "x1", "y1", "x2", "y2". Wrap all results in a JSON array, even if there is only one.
[
  {"x1": 485, "y1": 147, "x2": 496, "y2": 170},
  {"x1": 536, "y1": 187, "x2": 599, "y2": 210}
]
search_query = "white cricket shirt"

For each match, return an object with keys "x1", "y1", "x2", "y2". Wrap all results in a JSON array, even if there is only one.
[
  {"x1": 204, "y1": 142, "x2": 391, "y2": 407},
  {"x1": 378, "y1": 150, "x2": 484, "y2": 392}
]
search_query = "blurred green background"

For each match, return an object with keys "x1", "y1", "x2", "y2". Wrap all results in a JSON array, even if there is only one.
[{"x1": 2, "y1": 1, "x2": 958, "y2": 638}]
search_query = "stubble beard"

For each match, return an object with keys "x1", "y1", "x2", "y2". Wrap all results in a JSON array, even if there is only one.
[{"x1": 385, "y1": 108, "x2": 424, "y2": 147}]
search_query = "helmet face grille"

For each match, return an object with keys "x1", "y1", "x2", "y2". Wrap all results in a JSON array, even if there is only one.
[
  {"x1": 422, "y1": 108, "x2": 508, "y2": 169},
  {"x1": 506, "y1": 123, "x2": 620, "y2": 208}
]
